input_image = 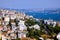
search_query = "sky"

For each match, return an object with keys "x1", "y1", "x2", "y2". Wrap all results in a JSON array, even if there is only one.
[{"x1": 0, "y1": 0, "x2": 60, "y2": 9}]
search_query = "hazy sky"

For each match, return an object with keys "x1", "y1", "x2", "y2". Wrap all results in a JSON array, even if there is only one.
[{"x1": 0, "y1": 0, "x2": 60, "y2": 9}]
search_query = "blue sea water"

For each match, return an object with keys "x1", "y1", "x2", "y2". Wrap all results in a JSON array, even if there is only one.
[
  {"x1": 3, "y1": 8, "x2": 60, "y2": 21},
  {"x1": 25, "y1": 12, "x2": 60, "y2": 21}
]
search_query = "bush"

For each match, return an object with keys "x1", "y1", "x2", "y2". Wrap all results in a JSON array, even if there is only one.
[
  {"x1": 25, "y1": 19, "x2": 36, "y2": 26},
  {"x1": 15, "y1": 38, "x2": 20, "y2": 40}
]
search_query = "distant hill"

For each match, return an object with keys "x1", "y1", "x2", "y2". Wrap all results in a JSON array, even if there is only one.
[{"x1": 0, "y1": 8, "x2": 60, "y2": 14}]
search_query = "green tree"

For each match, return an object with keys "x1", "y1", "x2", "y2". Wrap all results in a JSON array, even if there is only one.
[
  {"x1": 14, "y1": 19, "x2": 19, "y2": 26},
  {"x1": 15, "y1": 38, "x2": 20, "y2": 40},
  {"x1": 54, "y1": 24, "x2": 60, "y2": 34},
  {"x1": 25, "y1": 19, "x2": 36, "y2": 26},
  {"x1": 26, "y1": 27, "x2": 42, "y2": 40}
]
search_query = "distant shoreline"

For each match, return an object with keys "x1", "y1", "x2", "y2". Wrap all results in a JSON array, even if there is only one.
[{"x1": 0, "y1": 8, "x2": 60, "y2": 21}]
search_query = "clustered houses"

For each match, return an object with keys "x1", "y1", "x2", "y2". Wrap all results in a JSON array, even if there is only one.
[
  {"x1": 44, "y1": 20, "x2": 56, "y2": 27},
  {"x1": 0, "y1": 9, "x2": 28, "y2": 40},
  {"x1": 0, "y1": 9, "x2": 58, "y2": 40}
]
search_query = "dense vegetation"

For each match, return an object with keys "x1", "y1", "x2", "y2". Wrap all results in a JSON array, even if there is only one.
[{"x1": 25, "y1": 18, "x2": 60, "y2": 40}]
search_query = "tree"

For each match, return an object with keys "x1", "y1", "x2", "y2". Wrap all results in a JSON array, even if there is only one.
[
  {"x1": 9, "y1": 20, "x2": 12, "y2": 30},
  {"x1": 54, "y1": 24, "x2": 60, "y2": 34},
  {"x1": 26, "y1": 27, "x2": 42, "y2": 40},
  {"x1": 46, "y1": 25, "x2": 54, "y2": 35},
  {"x1": 14, "y1": 18, "x2": 19, "y2": 26},
  {"x1": 15, "y1": 38, "x2": 20, "y2": 40},
  {"x1": 25, "y1": 19, "x2": 36, "y2": 26}
]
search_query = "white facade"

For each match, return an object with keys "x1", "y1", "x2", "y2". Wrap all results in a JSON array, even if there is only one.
[
  {"x1": 10, "y1": 15, "x2": 16, "y2": 20},
  {"x1": 12, "y1": 24, "x2": 17, "y2": 31},
  {"x1": 30, "y1": 24, "x2": 40, "y2": 30},
  {"x1": 18, "y1": 20, "x2": 27, "y2": 31},
  {"x1": 4, "y1": 16, "x2": 10, "y2": 25},
  {"x1": 4, "y1": 16, "x2": 10, "y2": 22},
  {"x1": 18, "y1": 33, "x2": 26, "y2": 38},
  {"x1": 33, "y1": 24, "x2": 40, "y2": 30},
  {"x1": 57, "y1": 33, "x2": 60, "y2": 40},
  {"x1": 3, "y1": 26, "x2": 7, "y2": 31},
  {"x1": 44, "y1": 20, "x2": 56, "y2": 27},
  {"x1": 2, "y1": 35, "x2": 7, "y2": 40},
  {"x1": 39, "y1": 37, "x2": 44, "y2": 40},
  {"x1": 10, "y1": 33, "x2": 17, "y2": 39}
]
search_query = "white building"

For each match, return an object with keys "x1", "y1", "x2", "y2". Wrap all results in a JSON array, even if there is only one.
[
  {"x1": 29, "y1": 24, "x2": 40, "y2": 30},
  {"x1": 57, "y1": 33, "x2": 60, "y2": 40},
  {"x1": 3, "y1": 26, "x2": 7, "y2": 31},
  {"x1": 44, "y1": 20, "x2": 56, "y2": 27},
  {"x1": 11, "y1": 24, "x2": 17, "y2": 31},
  {"x1": 10, "y1": 32, "x2": 17, "y2": 39},
  {"x1": 10, "y1": 15, "x2": 16, "y2": 20},
  {"x1": 15, "y1": 13, "x2": 25, "y2": 20},
  {"x1": 18, "y1": 20, "x2": 27, "y2": 31},
  {"x1": 4, "y1": 16, "x2": 10, "y2": 22},
  {"x1": 18, "y1": 32, "x2": 26, "y2": 38},
  {"x1": 2, "y1": 35, "x2": 7, "y2": 40},
  {"x1": 4, "y1": 15, "x2": 10, "y2": 25},
  {"x1": 39, "y1": 37, "x2": 44, "y2": 40},
  {"x1": 33, "y1": 24, "x2": 40, "y2": 30}
]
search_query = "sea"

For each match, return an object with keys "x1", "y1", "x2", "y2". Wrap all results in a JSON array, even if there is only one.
[
  {"x1": 25, "y1": 12, "x2": 60, "y2": 21},
  {"x1": 1, "y1": 8, "x2": 60, "y2": 21}
]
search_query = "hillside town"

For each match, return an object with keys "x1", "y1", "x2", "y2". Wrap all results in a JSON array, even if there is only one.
[{"x1": 0, "y1": 9, "x2": 60, "y2": 40}]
